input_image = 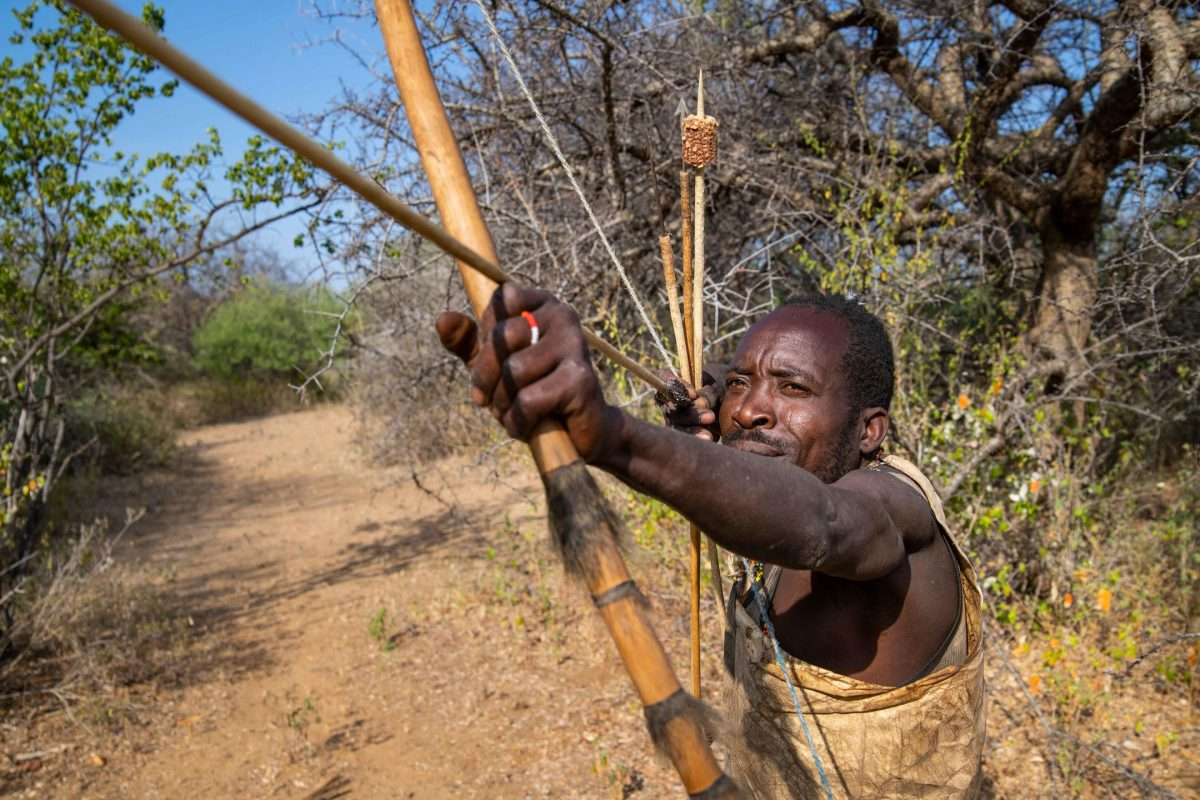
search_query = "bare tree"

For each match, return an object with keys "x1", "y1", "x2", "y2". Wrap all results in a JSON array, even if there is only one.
[{"x1": 313, "y1": 0, "x2": 1197, "y2": 483}]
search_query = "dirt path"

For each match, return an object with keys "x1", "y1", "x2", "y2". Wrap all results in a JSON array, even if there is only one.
[{"x1": 13, "y1": 406, "x2": 719, "y2": 799}]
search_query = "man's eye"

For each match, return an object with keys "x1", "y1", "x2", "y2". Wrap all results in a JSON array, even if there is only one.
[
  {"x1": 783, "y1": 383, "x2": 811, "y2": 395},
  {"x1": 726, "y1": 377, "x2": 748, "y2": 390}
]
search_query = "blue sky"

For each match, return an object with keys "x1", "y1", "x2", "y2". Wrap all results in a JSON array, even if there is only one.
[{"x1": 0, "y1": 1, "x2": 386, "y2": 278}]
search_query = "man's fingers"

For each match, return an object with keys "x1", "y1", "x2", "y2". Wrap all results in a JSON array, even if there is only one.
[
  {"x1": 478, "y1": 282, "x2": 554, "y2": 332},
  {"x1": 499, "y1": 366, "x2": 573, "y2": 441},
  {"x1": 499, "y1": 361, "x2": 595, "y2": 443},
  {"x1": 471, "y1": 315, "x2": 544, "y2": 408},
  {"x1": 447, "y1": 283, "x2": 592, "y2": 425},
  {"x1": 654, "y1": 377, "x2": 716, "y2": 440},
  {"x1": 491, "y1": 343, "x2": 560, "y2": 418},
  {"x1": 436, "y1": 312, "x2": 479, "y2": 364},
  {"x1": 655, "y1": 375, "x2": 696, "y2": 414},
  {"x1": 656, "y1": 372, "x2": 714, "y2": 430},
  {"x1": 488, "y1": 283, "x2": 554, "y2": 321}
]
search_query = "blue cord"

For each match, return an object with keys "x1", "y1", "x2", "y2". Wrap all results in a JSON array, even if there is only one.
[{"x1": 741, "y1": 558, "x2": 835, "y2": 800}]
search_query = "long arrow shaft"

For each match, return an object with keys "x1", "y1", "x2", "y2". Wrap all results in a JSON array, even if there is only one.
[{"x1": 62, "y1": 0, "x2": 665, "y2": 395}]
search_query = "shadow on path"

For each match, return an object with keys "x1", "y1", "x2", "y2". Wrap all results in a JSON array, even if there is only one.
[{"x1": 91, "y1": 435, "x2": 530, "y2": 694}]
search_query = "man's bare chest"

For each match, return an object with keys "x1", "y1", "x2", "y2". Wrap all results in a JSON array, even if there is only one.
[{"x1": 766, "y1": 537, "x2": 960, "y2": 685}]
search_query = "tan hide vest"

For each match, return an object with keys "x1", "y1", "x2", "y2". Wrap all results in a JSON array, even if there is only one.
[{"x1": 722, "y1": 454, "x2": 986, "y2": 799}]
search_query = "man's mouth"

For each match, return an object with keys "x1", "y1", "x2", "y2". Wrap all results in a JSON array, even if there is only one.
[
  {"x1": 722, "y1": 433, "x2": 787, "y2": 458},
  {"x1": 728, "y1": 440, "x2": 784, "y2": 457}
]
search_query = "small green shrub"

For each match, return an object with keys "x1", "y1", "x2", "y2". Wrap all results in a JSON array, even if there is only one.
[
  {"x1": 192, "y1": 284, "x2": 348, "y2": 381},
  {"x1": 367, "y1": 607, "x2": 395, "y2": 651}
]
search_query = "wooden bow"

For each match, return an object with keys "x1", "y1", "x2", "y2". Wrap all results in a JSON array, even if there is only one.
[{"x1": 374, "y1": 3, "x2": 737, "y2": 796}]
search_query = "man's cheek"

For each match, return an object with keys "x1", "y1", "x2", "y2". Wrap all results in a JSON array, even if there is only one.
[{"x1": 779, "y1": 414, "x2": 813, "y2": 465}]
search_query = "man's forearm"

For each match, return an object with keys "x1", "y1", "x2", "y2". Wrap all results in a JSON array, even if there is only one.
[{"x1": 593, "y1": 409, "x2": 841, "y2": 569}]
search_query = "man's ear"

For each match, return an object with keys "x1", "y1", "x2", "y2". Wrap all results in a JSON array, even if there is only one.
[{"x1": 859, "y1": 407, "x2": 889, "y2": 456}]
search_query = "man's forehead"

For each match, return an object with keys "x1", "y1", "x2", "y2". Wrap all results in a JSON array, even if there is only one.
[{"x1": 733, "y1": 306, "x2": 849, "y2": 370}]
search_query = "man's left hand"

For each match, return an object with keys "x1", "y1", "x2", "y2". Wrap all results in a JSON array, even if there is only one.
[{"x1": 435, "y1": 284, "x2": 619, "y2": 463}]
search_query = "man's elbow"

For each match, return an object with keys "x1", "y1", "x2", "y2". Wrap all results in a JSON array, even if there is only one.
[{"x1": 815, "y1": 526, "x2": 905, "y2": 581}]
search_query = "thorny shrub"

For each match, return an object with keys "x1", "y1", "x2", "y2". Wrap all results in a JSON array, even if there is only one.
[{"x1": 348, "y1": 255, "x2": 503, "y2": 464}]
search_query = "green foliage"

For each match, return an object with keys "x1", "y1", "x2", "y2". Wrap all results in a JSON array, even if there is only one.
[
  {"x1": 191, "y1": 284, "x2": 347, "y2": 380},
  {"x1": 69, "y1": 299, "x2": 164, "y2": 373},
  {"x1": 286, "y1": 695, "x2": 319, "y2": 733},
  {"x1": 367, "y1": 607, "x2": 394, "y2": 652}
]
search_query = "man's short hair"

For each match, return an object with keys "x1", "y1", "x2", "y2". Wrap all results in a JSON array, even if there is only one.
[{"x1": 783, "y1": 293, "x2": 895, "y2": 415}]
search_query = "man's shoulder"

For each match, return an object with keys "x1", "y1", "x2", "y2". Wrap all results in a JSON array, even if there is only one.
[
  {"x1": 837, "y1": 455, "x2": 942, "y2": 553},
  {"x1": 866, "y1": 454, "x2": 949, "y2": 528}
]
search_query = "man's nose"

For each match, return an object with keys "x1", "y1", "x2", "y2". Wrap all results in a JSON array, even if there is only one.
[{"x1": 731, "y1": 385, "x2": 774, "y2": 429}]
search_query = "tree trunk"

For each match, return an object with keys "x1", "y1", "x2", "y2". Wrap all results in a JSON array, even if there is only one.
[{"x1": 1028, "y1": 215, "x2": 1098, "y2": 379}]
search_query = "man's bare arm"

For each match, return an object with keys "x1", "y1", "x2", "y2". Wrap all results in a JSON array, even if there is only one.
[
  {"x1": 593, "y1": 412, "x2": 935, "y2": 581},
  {"x1": 436, "y1": 284, "x2": 935, "y2": 582}
]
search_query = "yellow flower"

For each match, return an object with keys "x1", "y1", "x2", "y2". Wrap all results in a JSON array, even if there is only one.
[
  {"x1": 1029, "y1": 479, "x2": 1041, "y2": 495},
  {"x1": 1063, "y1": 592, "x2": 1074, "y2": 608},
  {"x1": 989, "y1": 377, "x2": 1003, "y2": 396},
  {"x1": 1097, "y1": 587, "x2": 1112, "y2": 613},
  {"x1": 1028, "y1": 674, "x2": 1042, "y2": 693},
  {"x1": 956, "y1": 393, "x2": 971, "y2": 410}
]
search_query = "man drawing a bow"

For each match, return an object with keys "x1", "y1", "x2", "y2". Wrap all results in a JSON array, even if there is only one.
[{"x1": 437, "y1": 286, "x2": 985, "y2": 799}]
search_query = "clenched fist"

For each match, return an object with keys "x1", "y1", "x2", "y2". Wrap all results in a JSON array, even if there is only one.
[{"x1": 435, "y1": 284, "x2": 621, "y2": 463}]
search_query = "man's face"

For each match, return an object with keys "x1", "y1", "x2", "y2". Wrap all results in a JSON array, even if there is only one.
[{"x1": 719, "y1": 306, "x2": 860, "y2": 483}]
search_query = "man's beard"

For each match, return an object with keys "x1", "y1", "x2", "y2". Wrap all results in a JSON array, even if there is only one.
[
  {"x1": 723, "y1": 418, "x2": 859, "y2": 484},
  {"x1": 811, "y1": 417, "x2": 860, "y2": 484}
]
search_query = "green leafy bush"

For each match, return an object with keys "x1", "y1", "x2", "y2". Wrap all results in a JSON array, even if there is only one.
[{"x1": 192, "y1": 284, "x2": 347, "y2": 381}]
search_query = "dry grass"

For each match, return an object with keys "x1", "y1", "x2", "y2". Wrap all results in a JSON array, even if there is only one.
[{"x1": 0, "y1": 513, "x2": 192, "y2": 715}]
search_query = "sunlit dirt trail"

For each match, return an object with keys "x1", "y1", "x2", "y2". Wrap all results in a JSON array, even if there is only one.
[{"x1": 20, "y1": 406, "x2": 702, "y2": 799}]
